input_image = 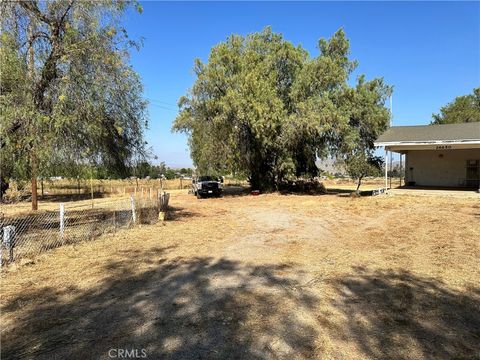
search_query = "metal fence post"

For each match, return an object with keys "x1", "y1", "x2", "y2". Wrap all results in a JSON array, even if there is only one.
[
  {"x1": 130, "y1": 195, "x2": 137, "y2": 225},
  {"x1": 3, "y1": 225, "x2": 16, "y2": 263},
  {"x1": 59, "y1": 203, "x2": 65, "y2": 242}
]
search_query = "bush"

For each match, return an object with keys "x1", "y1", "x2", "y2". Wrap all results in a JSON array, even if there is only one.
[{"x1": 279, "y1": 179, "x2": 327, "y2": 195}]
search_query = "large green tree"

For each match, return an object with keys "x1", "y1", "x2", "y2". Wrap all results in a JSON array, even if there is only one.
[
  {"x1": 173, "y1": 28, "x2": 391, "y2": 190},
  {"x1": 0, "y1": 0, "x2": 147, "y2": 207},
  {"x1": 432, "y1": 88, "x2": 480, "y2": 124}
]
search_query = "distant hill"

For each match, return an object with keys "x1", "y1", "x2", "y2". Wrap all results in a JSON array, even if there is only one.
[{"x1": 315, "y1": 158, "x2": 347, "y2": 176}]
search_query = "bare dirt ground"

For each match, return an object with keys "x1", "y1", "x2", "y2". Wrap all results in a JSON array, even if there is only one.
[{"x1": 1, "y1": 190, "x2": 479, "y2": 359}]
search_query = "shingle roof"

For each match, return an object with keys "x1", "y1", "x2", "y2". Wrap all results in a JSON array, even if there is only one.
[{"x1": 375, "y1": 122, "x2": 480, "y2": 144}]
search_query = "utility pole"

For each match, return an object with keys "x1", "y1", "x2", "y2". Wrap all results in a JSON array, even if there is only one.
[
  {"x1": 389, "y1": 94, "x2": 394, "y2": 190},
  {"x1": 28, "y1": 20, "x2": 38, "y2": 210},
  {"x1": 390, "y1": 95, "x2": 393, "y2": 127}
]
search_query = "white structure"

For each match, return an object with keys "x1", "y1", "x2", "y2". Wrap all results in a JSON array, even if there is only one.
[{"x1": 375, "y1": 122, "x2": 480, "y2": 189}]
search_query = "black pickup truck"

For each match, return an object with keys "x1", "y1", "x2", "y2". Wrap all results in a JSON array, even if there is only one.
[{"x1": 192, "y1": 176, "x2": 223, "y2": 198}]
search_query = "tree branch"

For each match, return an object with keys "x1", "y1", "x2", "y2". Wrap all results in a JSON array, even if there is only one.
[
  {"x1": 21, "y1": 30, "x2": 50, "y2": 49},
  {"x1": 19, "y1": 1, "x2": 54, "y2": 25},
  {"x1": 59, "y1": 0, "x2": 75, "y2": 25}
]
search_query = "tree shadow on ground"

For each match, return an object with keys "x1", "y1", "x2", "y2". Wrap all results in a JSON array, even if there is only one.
[
  {"x1": 323, "y1": 266, "x2": 480, "y2": 359},
  {"x1": 168, "y1": 206, "x2": 203, "y2": 221},
  {"x1": 222, "y1": 185, "x2": 251, "y2": 197},
  {"x1": 3, "y1": 258, "x2": 479, "y2": 360},
  {"x1": 40, "y1": 192, "x2": 106, "y2": 203},
  {"x1": 1, "y1": 251, "x2": 319, "y2": 360},
  {"x1": 324, "y1": 188, "x2": 374, "y2": 197}
]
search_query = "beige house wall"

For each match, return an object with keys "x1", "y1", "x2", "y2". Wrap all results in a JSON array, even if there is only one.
[{"x1": 405, "y1": 149, "x2": 480, "y2": 187}]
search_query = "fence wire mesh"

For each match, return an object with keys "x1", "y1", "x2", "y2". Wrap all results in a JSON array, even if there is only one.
[{"x1": 0, "y1": 194, "x2": 169, "y2": 265}]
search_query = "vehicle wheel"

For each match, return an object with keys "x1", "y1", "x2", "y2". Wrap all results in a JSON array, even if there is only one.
[{"x1": 196, "y1": 193, "x2": 202, "y2": 199}]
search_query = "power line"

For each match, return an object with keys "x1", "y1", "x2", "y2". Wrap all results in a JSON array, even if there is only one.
[
  {"x1": 148, "y1": 102, "x2": 178, "y2": 112},
  {"x1": 146, "y1": 97, "x2": 177, "y2": 108}
]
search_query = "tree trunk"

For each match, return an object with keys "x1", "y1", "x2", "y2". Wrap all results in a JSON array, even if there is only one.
[
  {"x1": 31, "y1": 172, "x2": 38, "y2": 210},
  {"x1": 356, "y1": 176, "x2": 363, "y2": 191},
  {"x1": 250, "y1": 166, "x2": 276, "y2": 192},
  {"x1": 0, "y1": 177, "x2": 9, "y2": 201}
]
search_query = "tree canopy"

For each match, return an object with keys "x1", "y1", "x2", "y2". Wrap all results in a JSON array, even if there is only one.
[
  {"x1": 173, "y1": 27, "x2": 392, "y2": 190},
  {"x1": 0, "y1": 0, "x2": 148, "y2": 202},
  {"x1": 432, "y1": 88, "x2": 480, "y2": 124}
]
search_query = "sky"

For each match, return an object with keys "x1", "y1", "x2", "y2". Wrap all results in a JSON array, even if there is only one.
[{"x1": 123, "y1": 1, "x2": 480, "y2": 168}]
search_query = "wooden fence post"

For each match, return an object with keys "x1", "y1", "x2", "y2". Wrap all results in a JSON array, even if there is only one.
[{"x1": 158, "y1": 191, "x2": 170, "y2": 221}]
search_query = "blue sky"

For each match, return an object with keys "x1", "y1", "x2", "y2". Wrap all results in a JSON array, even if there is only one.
[{"x1": 123, "y1": 1, "x2": 479, "y2": 168}]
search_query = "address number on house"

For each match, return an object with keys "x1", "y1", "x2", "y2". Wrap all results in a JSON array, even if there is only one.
[{"x1": 436, "y1": 145, "x2": 452, "y2": 150}]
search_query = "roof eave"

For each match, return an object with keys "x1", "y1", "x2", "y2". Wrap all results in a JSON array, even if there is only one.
[{"x1": 374, "y1": 139, "x2": 480, "y2": 147}]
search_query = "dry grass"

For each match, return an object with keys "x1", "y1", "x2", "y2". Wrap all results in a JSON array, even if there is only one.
[
  {"x1": 0, "y1": 189, "x2": 187, "y2": 217},
  {"x1": 0, "y1": 177, "x2": 379, "y2": 216},
  {"x1": 1, "y1": 190, "x2": 479, "y2": 359},
  {"x1": 5, "y1": 177, "x2": 247, "y2": 197}
]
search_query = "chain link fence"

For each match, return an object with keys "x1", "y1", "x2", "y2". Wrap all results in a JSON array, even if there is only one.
[{"x1": 0, "y1": 193, "x2": 170, "y2": 266}]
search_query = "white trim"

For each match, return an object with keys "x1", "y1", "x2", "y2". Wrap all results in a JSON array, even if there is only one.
[
  {"x1": 374, "y1": 139, "x2": 480, "y2": 147},
  {"x1": 384, "y1": 149, "x2": 388, "y2": 191}
]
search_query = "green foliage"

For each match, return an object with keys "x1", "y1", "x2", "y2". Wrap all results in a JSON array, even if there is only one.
[
  {"x1": 129, "y1": 161, "x2": 193, "y2": 180},
  {"x1": 163, "y1": 168, "x2": 177, "y2": 180},
  {"x1": 343, "y1": 153, "x2": 383, "y2": 191},
  {"x1": 179, "y1": 168, "x2": 193, "y2": 176},
  {"x1": 133, "y1": 161, "x2": 154, "y2": 179},
  {"x1": 432, "y1": 88, "x2": 480, "y2": 124},
  {"x1": 0, "y1": 0, "x2": 147, "y2": 185},
  {"x1": 173, "y1": 27, "x2": 391, "y2": 190}
]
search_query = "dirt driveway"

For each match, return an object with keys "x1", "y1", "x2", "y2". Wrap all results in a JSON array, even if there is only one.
[{"x1": 1, "y1": 191, "x2": 479, "y2": 359}]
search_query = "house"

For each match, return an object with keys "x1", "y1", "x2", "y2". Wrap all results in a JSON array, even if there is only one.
[{"x1": 375, "y1": 122, "x2": 480, "y2": 188}]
